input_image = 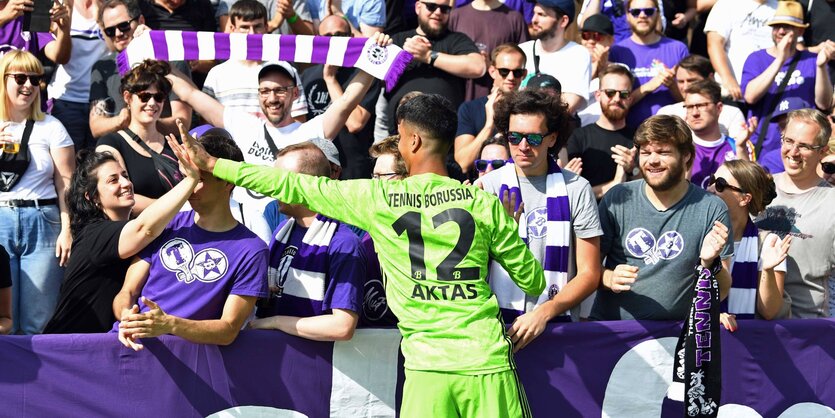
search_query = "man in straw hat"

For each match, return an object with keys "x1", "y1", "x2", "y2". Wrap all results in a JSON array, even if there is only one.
[{"x1": 741, "y1": 0, "x2": 834, "y2": 174}]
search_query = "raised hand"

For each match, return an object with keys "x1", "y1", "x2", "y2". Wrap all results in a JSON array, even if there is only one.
[
  {"x1": 699, "y1": 220, "x2": 729, "y2": 267},
  {"x1": 760, "y1": 233, "x2": 791, "y2": 271}
]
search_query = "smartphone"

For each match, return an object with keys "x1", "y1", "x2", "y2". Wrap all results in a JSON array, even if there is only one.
[{"x1": 23, "y1": 0, "x2": 54, "y2": 33}]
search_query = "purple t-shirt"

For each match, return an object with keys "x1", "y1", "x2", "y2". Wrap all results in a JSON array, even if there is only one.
[
  {"x1": 741, "y1": 50, "x2": 818, "y2": 174},
  {"x1": 691, "y1": 135, "x2": 736, "y2": 189},
  {"x1": 136, "y1": 211, "x2": 268, "y2": 321},
  {"x1": 608, "y1": 37, "x2": 688, "y2": 129},
  {"x1": 0, "y1": 17, "x2": 55, "y2": 56},
  {"x1": 258, "y1": 218, "x2": 364, "y2": 318}
]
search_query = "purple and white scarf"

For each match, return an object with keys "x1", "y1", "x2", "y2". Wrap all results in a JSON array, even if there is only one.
[
  {"x1": 722, "y1": 219, "x2": 759, "y2": 319},
  {"x1": 488, "y1": 158, "x2": 572, "y2": 324},
  {"x1": 117, "y1": 31, "x2": 412, "y2": 91}
]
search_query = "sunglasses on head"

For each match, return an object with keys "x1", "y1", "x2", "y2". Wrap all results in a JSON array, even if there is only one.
[
  {"x1": 708, "y1": 175, "x2": 745, "y2": 193},
  {"x1": 581, "y1": 31, "x2": 603, "y2": 42},
  {"x1": 421, "y1": 1, "x2": 452, "y2": 14},
  {"x1": 134, "y1": 91, "x2": 166, "y2": 103},
  {"x1": 601, "y1": 89, "x2": 630, "y2": 99},
  {"x1": 474, "y1": 159, "x2": 509, "y2": 172},
  {"x1": 5, "y1": 73, "x2": 41, "y2": 86},
  {"x1": 103, "y1": 17, "x2": 137, "y2": 38},
  {"x1": 628, "y1": 7, "x2": 656, "y2": 18},
  {"x1": 822, "y1": 162, "x2": 835, "y2": 175},
  {"x1": 506, "y1": 131, "x2": 549, "y2": 147},
  {"x1": 496, "y1": 68, "x2": 526, "y2": 78}
]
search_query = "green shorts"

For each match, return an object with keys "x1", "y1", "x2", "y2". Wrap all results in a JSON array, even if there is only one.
[{"x1": 400, "y1": 369, "x2": 532, "y2": 418}]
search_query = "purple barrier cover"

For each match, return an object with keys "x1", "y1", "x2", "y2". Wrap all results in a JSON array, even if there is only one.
[{"x1": 0, "y1": 319, "x2": 833, "y2": 417}]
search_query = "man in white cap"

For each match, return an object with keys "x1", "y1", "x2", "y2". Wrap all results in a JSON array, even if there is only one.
[{"x1": 741, "y1": 0, "x2": 834, "y2": 173}]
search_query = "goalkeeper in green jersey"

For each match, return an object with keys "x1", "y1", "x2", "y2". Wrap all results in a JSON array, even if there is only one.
[{"x1": 175, "y1": 94, "x2": 545, "y2": 418}]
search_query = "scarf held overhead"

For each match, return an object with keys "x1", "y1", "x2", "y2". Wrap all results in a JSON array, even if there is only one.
[{"x1": 117, "y1": 31, "x2": 413, "y2": 91}]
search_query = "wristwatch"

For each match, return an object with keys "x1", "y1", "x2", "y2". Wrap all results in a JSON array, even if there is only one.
[{"x1": 429, "y1": 51, "x2": 440, "y2": 66}]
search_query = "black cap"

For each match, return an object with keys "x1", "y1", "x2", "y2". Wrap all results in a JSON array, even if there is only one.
[
  {"x1": 582, "y1": 14, "x2": 614, "y2": 36},
  {"x1": 523, "y1": 73, "x2": 562, "y2": 93}
]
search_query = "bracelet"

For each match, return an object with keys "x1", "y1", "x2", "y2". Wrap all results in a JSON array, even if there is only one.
[{"x1": 287, "y1": 14, "x2": 299, "y2": 24}]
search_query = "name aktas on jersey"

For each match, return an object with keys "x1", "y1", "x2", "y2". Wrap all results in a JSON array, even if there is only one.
[
  {"x1": 387, "y1": 188, "x2": 474, "y2": 209},
  {"x1": 411, "y1": 283, "x2": 478, "y2": 300}
]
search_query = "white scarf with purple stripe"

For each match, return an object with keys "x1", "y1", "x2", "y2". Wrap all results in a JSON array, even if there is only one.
[
  {"x1": 117, "y1": 31, "x2": 412, "y2": 91},
  {"x1": 488, "y1": 159, "x2": 572, "y2": 323},
  {"x1": 723, "y1": 219, "x2": 759, "y2": 319}
]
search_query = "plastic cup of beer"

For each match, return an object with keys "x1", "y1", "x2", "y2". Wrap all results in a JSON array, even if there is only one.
[{"x1": 1, "y1": 122, "x2": 23, "y2": 154}]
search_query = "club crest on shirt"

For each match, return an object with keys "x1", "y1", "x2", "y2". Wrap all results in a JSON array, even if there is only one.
[
  {"x1": 159, "y1": 238, "x2": 229, "y2": 284},
  {"x1": 526, "y1": 207, "x2": 549, "y2": 239},
  {"x1": 625, "y1": 228, "x2": 685, "y2": 265}
]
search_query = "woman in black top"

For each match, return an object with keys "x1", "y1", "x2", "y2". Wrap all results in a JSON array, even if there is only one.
[
  {"x1": 96, "y1": 60, "x2": 181, "y2": 216},
  {"x1": 43, "y1": 142, "x2": 200, "y2": 333}
]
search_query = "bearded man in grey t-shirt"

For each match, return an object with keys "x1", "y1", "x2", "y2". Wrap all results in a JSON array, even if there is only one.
[{"x1": 592, "y1": 115, "x2": 734, "y2": 321}]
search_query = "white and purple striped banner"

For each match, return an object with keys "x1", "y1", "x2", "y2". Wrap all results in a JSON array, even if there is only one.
[{"x1": 117, "y1": 31, "x2": 412, "y2": 91}]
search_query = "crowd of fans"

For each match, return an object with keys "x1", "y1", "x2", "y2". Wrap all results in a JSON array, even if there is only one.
[{"x1": 0, "y1": 0, "x2": 832, "y2": 361}]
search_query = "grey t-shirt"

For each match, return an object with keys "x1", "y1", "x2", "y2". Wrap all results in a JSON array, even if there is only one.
[
  {"x1": 754, "y1": 176, "x2": 835, "y2": 319},
  {"x1": 480, "y1": 166, "x2": 603, "y2": 315},
  {"x1": 592, "y1": 180, "x2": 733, "y2": 321}
]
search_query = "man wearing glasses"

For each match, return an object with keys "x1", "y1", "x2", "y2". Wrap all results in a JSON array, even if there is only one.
[
  {"x1": 755, "y1": 109, "x2": 835, "y2": 319},
  {"x1": 567, "y1": 64, "x2": 638, "y2": 200},
  {"x1": 479, "y1": 89, "x2": 602, "y2": 348},
  {"x1": 90, "y1": 0, "x2": 193, "y2": 139},
  {"x1": 454, "y1": 43, "x2": 526, "y2": 172},
  {"x1": 518, "y1": 0, "x2": 590, "y2": 114},
  {"x1": 607, "y1": 0, "x2": 688, "y2": 130}
]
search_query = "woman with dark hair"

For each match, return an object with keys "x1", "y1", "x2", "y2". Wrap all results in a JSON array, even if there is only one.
[
  {"x1": 43, "y1": 137, "x2": 200, "y2": 333},
  {"x1": 95, "y1": 60, "x2": 181, "y2": 216},
  {"x1": 708, "y1": 159, "x2": 792, "y2": 331},
  {"x1": 0, "y1": 50, "x2": 75, "y2": 334}
]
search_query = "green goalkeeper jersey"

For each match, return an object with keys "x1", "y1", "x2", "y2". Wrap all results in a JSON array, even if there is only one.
[{"x1": 215, "y1": 160, "x2": 545, "y2": 374}]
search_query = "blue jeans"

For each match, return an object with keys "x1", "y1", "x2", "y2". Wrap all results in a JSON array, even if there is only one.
[
  {"x1": 0, "y1": 204, "x2": 64, "y2": 334},
  {"x1": 51, "y1": 99, "x2": 95, "y2": 151}
]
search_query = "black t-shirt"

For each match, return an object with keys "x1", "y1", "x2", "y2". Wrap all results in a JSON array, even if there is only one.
[
  {"x1": 0, "y1": 245, "x2": 10, "y2": 289},
  {"x1": 799, "y1": 0, "x2": 835, "y2": 80},
  {"x1": 97, "y1": 132, "x2": 178, "y2": 199},
  {"x1": 43, "y1": 220, "x2": 131, "y2": 334},
  {"x1": 456, "y1": 96, "x2": 489, "y2": 138},
  {"x1": 385, "y1": 29, "x2": 479, "y2": 134},
  {"x1": 566, "y1": 123, "x2": 635, "y2": 188},
  {"x1": 301, "y1": 65, "x2": 379, "y2": 179},
  {"x1": 139, "y1": 0, "x2": 217, "y2": 31}
]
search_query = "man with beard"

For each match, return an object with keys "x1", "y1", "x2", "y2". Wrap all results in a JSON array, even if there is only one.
[
  {"x1": 567, "y1": 64, "x2": 638, "y2": 200},
  {"x1": 166, "y1": 34, "x2": 386, "y2": 213},
  {"x1": 755, "y1": 109, "x2": 835, "y2": 318},
  {"x1": 608, "y1": 0, "x2": 688, "y2": 129},
  {"x1": 384, "y1": 0, "x2": 486, "y2": 134},
  {"x1": 518, "y1": 0, "x2": 591, "y2": 114},
  {"x1": 591, "y1": 115, "x2": 733, "y2": 321},
  {"x1": 741, "y1": 0, "x2": 834, "y2": 174},
  {"x1": 454, "y1": 43, "x2": 526, "y2": 172},
  {"x1": 683, "y1": 80, "x2": 746, "y2": 189}
]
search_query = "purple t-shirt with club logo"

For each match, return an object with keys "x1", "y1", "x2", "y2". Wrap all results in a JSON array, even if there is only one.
[
  {"x1": 136, "y1": 211, "x2": 268, "y2": 321},
  {"x1": 691, "y1": 135, "x2": 737, "y2": 190}
]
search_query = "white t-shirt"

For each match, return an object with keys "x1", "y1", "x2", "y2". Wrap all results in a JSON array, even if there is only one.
[
  {"x1": 656, "y1": 101, "x2": 747, "y2": 139},
  {"x1": 519, "y1": 40, "x2": 591, "y2": 110},
  {"x1": 578, "y1": 77, "x2": 601, "y2": 127},
  {"x1": 47, "y1": 9, "x2": 108, "y2": 103},
  {"x1": 223, "y1": 108, "x2": 326, "y2": 212},
  {"x1": 203, "y1": 60, "x2": 309, "y2": 119},
  {"x1": 704, "y1": 0, "x2": 778, "y2": 84},
  {"x1": 0, "y1": 115, "x2": 73, "y2": 200}
]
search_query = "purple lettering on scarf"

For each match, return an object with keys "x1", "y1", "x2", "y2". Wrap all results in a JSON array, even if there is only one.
[
  {"x1": 695, "y1": 290, "x2": 711, "y2": 311},
  {"x1": 214, "y1": 32, "x2": 231, "y2": 60},
  {"x1": 181, "y1": 31, "x2": 199, "y2": 61},
  {"x1": 695, "y1": 332, "x2": 711, "y2": 349},
  {"x1": 695, "y1": 348, "x2": 711, "y2": 368},
  {"x1": 279, "y1": 35, "x2": 297, "y2": 62},
  {"x1": 246, "y1": 34, "x2": 263, "y2": 61},
  {"x1": 311, "y1": 36, "x2": 330, "y2": 64},
  {"x1": 695, "y1": 311, "x2": 711, "y2": 332},
  {"x1": 150, "y1": 31, "x2": 169, "y2": 61},
  {"x1": 343, "y1": 37, "x2": 366, "y2": 67}
]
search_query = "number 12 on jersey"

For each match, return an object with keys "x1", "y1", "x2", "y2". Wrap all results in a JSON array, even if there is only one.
[{"x1": 392, "y1": 209, "x2": 480, "y2": 282}]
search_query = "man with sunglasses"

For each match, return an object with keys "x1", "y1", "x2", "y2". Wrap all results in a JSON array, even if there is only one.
[
  {"x1": 567, "y1": 64, "x2": 638, "y2": 200},
  {"x1": 608, "y1": 0, "x2": 688, "y2": 130},
  {"x1": 90, "y1": 0, "x2": 192, "y2": 139},
  {"x1": 454, "y1": 43, "x2": 526, "y2": 172},
  {"x1": 518, "y1": 0, "x2": 591, "y2": 114},
  {"x1": 480, "y1": 89, "x2": 602, "y2": 348},
  {"x1": 579, "y1": 13, "x2": 614, "y2": 82},
  {"x1": 592, "y1": 115, "x2": 733, "y2": 321},
  {"x1": 299, "y1": 14, "x2": 379, "y2": 179},
  {"x1": 384, "y1": 0, "x2": 485, "y2": 135},
  {"x1": 754, "y1": 109, "x2": 835, "y2": 319}
]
